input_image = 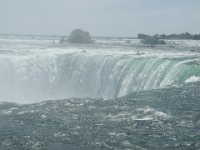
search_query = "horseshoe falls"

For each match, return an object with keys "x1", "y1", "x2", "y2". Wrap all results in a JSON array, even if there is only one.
[
  {"x1": 1, "y1": 36, "x2": 200, "y2": 103},
  {"x1": 0, "y1": 35, "x2": 200, "y2": 149}
]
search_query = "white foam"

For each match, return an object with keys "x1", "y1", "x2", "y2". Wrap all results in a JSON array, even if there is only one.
[{"x1": 185, "y1": 76, "x2": 200, "y2": 83}]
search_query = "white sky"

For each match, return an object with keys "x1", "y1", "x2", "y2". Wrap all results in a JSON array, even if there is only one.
[{"x1": 0, "y1": 0, "x2": 199, "y2": 37}]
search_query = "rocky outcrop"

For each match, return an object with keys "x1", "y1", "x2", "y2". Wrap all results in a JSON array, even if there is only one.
[{"x1": 68, "y1": 29, "x2": 92, "y2": 44}]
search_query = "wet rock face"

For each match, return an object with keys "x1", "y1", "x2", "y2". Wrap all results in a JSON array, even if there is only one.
[{"x1": 68, "y1": 29, "x2": 92, "y2": 44}]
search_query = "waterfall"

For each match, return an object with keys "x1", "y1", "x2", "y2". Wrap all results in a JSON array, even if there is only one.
[{"x1": 1, "y1": 51, "x2": 200, "y2": 103}]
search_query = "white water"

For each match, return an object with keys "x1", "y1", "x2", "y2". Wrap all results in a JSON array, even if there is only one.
[
  {"x1": 1, "y1": 36, "x2": 200, "y2": 103},
  {"x1": 185, "y1": 76, "x2": 200, "y2": 83}
]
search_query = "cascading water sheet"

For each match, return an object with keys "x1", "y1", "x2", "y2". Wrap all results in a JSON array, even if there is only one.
[{"x1": 1, "y1": 36, "x2": 200, "y2": 103}]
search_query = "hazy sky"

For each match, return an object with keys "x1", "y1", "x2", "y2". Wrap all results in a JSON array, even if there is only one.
[{"x1": 0, "y1": 0, "x2": 199, "y2": 37}]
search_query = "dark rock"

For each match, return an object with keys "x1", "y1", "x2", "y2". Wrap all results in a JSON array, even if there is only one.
[
  {"x1": 68, "y1": 29, "x2": 93, "y2": 44},
  {"x1": 140, "y1": 36, "x2": 166, "y2": 45}
]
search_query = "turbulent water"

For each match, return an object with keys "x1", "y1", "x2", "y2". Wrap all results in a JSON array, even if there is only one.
[
  {"x1": 0, "y1": 35, "x2": 200, "y2": 149},
  {"x1": 0, "y1": 82, "x2": 200, "y2": 149}
]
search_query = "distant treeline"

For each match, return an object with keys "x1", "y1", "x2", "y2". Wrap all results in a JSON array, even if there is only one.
[{"x1": 138, "y1": 32, "x2": 200, "y2": 40}]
